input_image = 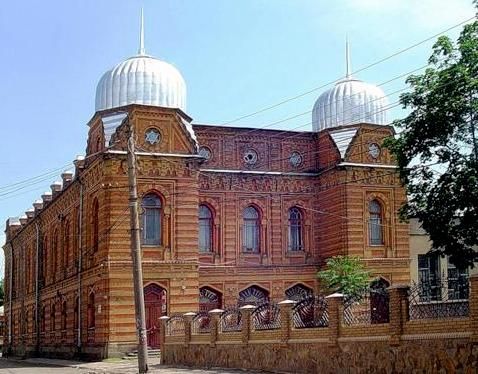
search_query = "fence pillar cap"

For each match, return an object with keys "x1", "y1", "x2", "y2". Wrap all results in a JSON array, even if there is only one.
[
  {"x1": 183, "y1": 312, "x2": 197, "y2": 317},
  {"x1": 278, "y1": 299, "x2": 296, "y2": 305},
  {"x1": 208, "y1": 308, "x2": 224, "y2": 315},
  {"x1": 325, "y1": 292, "x2": 344, "y2": 299},
  {"x1": 239, "y1": 304, "x2": 256, "y2": 311},
  {"x1": 387, "y1": 283, "x2": 410, "y2": 290},
  {"x1": 159, "y1": 316, "x2": 170, "y2": 321}
]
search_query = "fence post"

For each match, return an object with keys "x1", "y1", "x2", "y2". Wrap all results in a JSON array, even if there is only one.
[
  {"x1": 470, "y1": 274, "x2": 478, "y2": 343},
  {"x1": 159, "y1": 316, "x2": 169, "y2": 348},
  {"x1": 239, "y1": 305, "x2": 256, "y2": 345},
  {"x1": 278, "y1": 300, "x2": 295, "y2": 346},
  {"x1": 183, "y1": 312, "x2": 196, "y2": 347},
  {"x1": 208, "y1": 308, "x2": 224, "y2": 347},
  {"x1": 325, "y1": 293, "x2": 343, "y2": 347},
  {"x1": 387, "y1": 284, "x2": 409, "y2": 346}
]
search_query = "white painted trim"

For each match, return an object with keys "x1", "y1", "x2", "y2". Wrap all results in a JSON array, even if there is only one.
[
  {"x1": 199, "y1": 168, "x2": 319, "y2": 176},
  {"x1": 338, "y1": 162, "x2": 398, "y2": 169}
]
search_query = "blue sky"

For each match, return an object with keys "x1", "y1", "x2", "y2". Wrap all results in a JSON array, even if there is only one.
[{"x1": 0, "y1": 0, "x2": 476, "y2": 277}]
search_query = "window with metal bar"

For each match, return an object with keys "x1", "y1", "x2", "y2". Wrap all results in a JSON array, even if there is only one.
[{"x1": 288, "y1": 207, "x2": 303, "y2": 251}]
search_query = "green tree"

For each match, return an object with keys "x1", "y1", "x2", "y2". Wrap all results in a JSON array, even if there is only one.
[
  {"x1": 385, "y1": 8, "x2": 478, "y2": 268},
  {"x1": 318, "y1": 256, "x2": 371, "y2": 297},
  {"x1": 0, "y1": 279, "x2": 4, "y2": 306}
]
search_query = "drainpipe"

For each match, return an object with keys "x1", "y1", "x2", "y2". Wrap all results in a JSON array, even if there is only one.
[
  {"x1": 77, "y1": 180, "x2": 84, "y2": 351},
  {"x1": 34, "y1": 222, "x2": 40, "y2": 355}
]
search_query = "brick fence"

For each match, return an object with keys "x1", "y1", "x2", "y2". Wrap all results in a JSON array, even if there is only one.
[{"x1": 161, "y1": 275, "x2": 478, "y2": 373}]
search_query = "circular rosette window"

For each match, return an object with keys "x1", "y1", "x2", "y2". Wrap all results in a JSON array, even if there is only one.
[
  {"x1": 289, "y1": 151, "x2": 303, "y2": 167},
  {"x1": 198, "y1": 146, "x2": 212, "y2": 161},
  {"x1": 243, "y1": 149, "x2": 258, "y2": 165}
]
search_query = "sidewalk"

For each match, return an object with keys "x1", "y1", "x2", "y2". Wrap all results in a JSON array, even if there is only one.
[{"x1": 5, "y1": 357, "x2": 261, "y2": 373}]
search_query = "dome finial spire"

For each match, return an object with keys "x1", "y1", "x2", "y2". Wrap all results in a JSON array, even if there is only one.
[
  {"x1": 345, "y1": 34, "x2": 351, "y2": 78},
  {"x1": 138, "y1": 7, "x2": 146, "y2": 55}
]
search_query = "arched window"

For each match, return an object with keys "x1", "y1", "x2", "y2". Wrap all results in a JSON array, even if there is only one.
[
  {"x1": 369, "y1": 200, "x2": 384, "y2": 245},
  {"x1": 42, "y1": 236, "x2": 48, "y2": 279},
  {"x1": 199, "y1": 287, "x2": 222, "y2": 312},
  {"x1": 92, "y1": 198, "x2": 99, "y2": 252},
  {"x1": 243, "y1": 206, "x2": 260, "y2": 253},
  {"x1": 238, "y1": 285, "x2": 269, "y2": 306},
  {"x1": 61, "y1": 300, "x2": 67, "y2": 330},
  {"x1": 50, "y1": 304, "x2": 56, "y2": 331},
  {"x1": 142, "y1": 193, "x2": 162, "y2": 245},
  {"x1": 288, "y1": 207, "x2": 304, "y2": 251},
  {"x1": 285, "y1": 284, "x2": 313, "y2": 301},
  {"x1": 63, "y1": 220, "x2": 70, "y2": 269},
  {"x1": 199, "y1": 205, "x2": 213, "y2": 252},
  {"x1": 73, "y1": 207, "x2": 80, "y2": 268},
  {"x1": 87, "y1": 293, "x2": 95, "y2": 329},
  {"x1": 40, "y1": 306, "x2": 46, "y2": 333},
  {"x1": 52, "y1": 230, "x2": 58, "y2": 274}
]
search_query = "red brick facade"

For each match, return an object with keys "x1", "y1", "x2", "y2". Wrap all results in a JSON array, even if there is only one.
[{"x1": 3, "y1": 104, "x2": 409, "y2": 359}]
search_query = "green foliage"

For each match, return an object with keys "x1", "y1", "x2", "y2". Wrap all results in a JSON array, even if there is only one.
[
  {"x1": 317, "y1": 256, "x2": 371, "y2": 297},
  {"x1": 384, "y1": 11, "x2": 478, "y2": 268},
  {"x1": 0, "y1": 279, "x2": 4, "y2": 307}
]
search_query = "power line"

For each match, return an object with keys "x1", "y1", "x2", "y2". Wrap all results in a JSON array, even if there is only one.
[{"x1": 218, "y1": 16, "x2": 476, "y2": 126}]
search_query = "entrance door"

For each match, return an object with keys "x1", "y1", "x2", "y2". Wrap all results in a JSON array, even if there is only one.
[
  {"x1": 370, "y1": 278, "x2": 390, "y2": 324},
  {"x1": 144, "y1": 284, "x2": 167, "y2": 348}
]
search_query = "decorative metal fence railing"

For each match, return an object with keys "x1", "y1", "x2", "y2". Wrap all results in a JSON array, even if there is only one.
[
  {"x1": 165, "y1": 314, "x2": 186, "y2": 336},
  {"x1": 343, "y1": 288, "x2": 390, "y2": 325},
  {"x1": 191, "y1": 312, "x2": 211, "y2": 334},
  {"x1": 252, "y1": 303, "x2": 281, "y2": 330},
  {"x1": 292, "y1": 296, "x2": 329, "y2": 328},
  {"x1": 219, "y1": 307, "x2": 243, "y2": 332},
  {"x1": 408, "y1": 277, "x2": 469, "y2": 320}
]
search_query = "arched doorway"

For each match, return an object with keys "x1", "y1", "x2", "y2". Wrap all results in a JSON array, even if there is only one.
[
  {"x1": 238, "y1": 285, "x2": 269, "y2": 306},
  {"x1": 370, "y1": 278, "x2": 390, "y2": 324},
  {"x1": 144, "y1": 284, "x2": 167, "y2": 348},
  {"x1": 199, "y1": 287, "x2": 222, "y2": 312}
]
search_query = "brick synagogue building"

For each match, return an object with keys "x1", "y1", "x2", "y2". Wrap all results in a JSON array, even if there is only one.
[{"x1": 3, "y1": 24, "x2": 410, "y2": 359}]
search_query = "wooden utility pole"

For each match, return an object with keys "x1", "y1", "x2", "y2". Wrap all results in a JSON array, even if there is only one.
[{"x1": 127, "y1": 131, "x2": 149, "y2": 373}]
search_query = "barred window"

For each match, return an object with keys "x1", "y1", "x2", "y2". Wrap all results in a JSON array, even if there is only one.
[
  {"x1": 288, "y1": 207, "x2": 303, "y2": 251},
  {"x1": 447, "y1": 258, "x2": 469, "y2": 300},
  {"x1": 369, "y1": 200, "x2": 383, "y2": 245},
  {"x1": 199, "y1": 205, "x2": 213, "y2": 252},
  {"x1": 142, "y1": 193, "x2": 162, "y2": 245},
  {"x1": 418, "y1": 253, "x2": 441, "y2": 302},
  {"x1": 243, "y1": 206, "x2": 260, "y2": 253}
]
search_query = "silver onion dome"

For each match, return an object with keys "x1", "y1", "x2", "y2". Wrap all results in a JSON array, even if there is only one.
[
  {"x1": 311, "y1": 78, "x2": 388, "y2": 131},
  {"x1": 312, "y1": 39, "x2": 388, "y2": 131},
  {"x1": 95, "y1": 55, "x2": 186, "y2": 112},
  {"x1": 94, "y1": 9, "x2": 186, "y2": 112}
]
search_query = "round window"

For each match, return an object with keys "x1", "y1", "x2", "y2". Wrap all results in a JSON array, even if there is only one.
[
  {"x1": 198, "y1": 146, "x2": 212, "y2": 160},
  {"x1": 289, "y1": 151, "x2": 303, "y2": 167},
  {"x1": 243, "y1": 149, "x2": 258, "y2": 165}
]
